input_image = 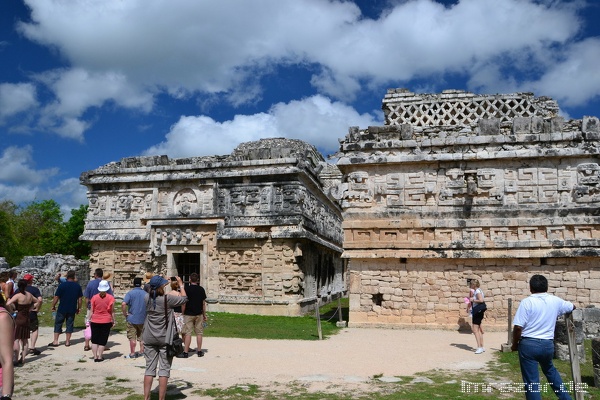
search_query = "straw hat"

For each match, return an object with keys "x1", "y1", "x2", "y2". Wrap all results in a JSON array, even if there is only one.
[
  {"x1": 103, "y1": 271, "x2": 112, "y2": 280},
  {"x1": 144, "y1": 272, "x2": 154, "y2": 283}
]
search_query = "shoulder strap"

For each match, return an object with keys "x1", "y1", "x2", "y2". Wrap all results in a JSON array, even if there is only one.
[{"x1": 164, "y1": 295, "x2": 168, "y2": 328}]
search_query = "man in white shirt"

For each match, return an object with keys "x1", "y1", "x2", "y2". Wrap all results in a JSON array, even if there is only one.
[{"x1": 511, "y1": 274, "x2": 575, "y2": 400}]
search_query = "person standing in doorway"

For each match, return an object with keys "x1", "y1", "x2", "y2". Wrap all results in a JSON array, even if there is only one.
[
  {"x1": 83, "y1": 268, "x2": 113, "y2": 351},
  {"x1": 511, "y1": 274, "x2": 575, "y2": 400},
  {"x1": 121, "y1": 277, "x2": 147, "y2": 358},
  {"x1": 177, "y1": 273, "x2": 207, "y2": 358}
]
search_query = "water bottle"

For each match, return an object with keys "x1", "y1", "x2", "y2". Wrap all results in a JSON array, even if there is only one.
[{"x1": 52, "y1": 311, "x2": 57, "y2": 319}]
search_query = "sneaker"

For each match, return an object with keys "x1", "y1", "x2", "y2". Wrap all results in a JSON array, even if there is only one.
[
  {"x1": 176, "y1": 352, "x2": 188, "y2": 358},
  {"x1": 475, "y1": 347, "x2": 484, "y2": 354},
  {"x1": 124, "y1": 353, "x2": 138, "y2": 359},
  {"x1": 197, "y1": 351, "x2": 204, "y2": 357}
]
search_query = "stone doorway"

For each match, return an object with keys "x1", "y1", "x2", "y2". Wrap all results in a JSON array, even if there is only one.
[{"x1": 171, "y1": 252, "x2": 200, "y2": 284}]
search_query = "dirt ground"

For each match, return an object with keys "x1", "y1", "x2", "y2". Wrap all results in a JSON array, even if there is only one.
[{"x1": 11, "y1": 326, "x2": 508, "y2": 399}]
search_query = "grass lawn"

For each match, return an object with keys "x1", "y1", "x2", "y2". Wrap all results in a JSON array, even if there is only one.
[{"x1": 36, "y1": 297, "x2": 599, "y2": 399}]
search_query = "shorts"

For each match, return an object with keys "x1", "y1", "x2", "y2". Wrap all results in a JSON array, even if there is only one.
[
  {"x1": 182, "y1": 315, "x2": 204, "y2": 336},
  {"x1": 126, "y1": 322, "x2": 144, "y2": 341},
  {"x1": 29, "y1": 312, "x2": 39, "y2": 332},
  {"x1": 472, "y1": 309, "x2": 485, "y2": 325},
  {"x1": 144, "y1": 345, "x2": 172, "y2": 378},
  {"x1": 54, "y1": 312, "x2": 76, "y2": 333}
]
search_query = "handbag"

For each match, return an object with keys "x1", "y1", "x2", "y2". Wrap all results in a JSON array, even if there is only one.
[
  {"x1": 84, "y1": 322, "x2": 92, "y2": 340},
  {"x1": 164, "y1": 296, "x2": 184, "y2": 358},
  {"x1": 473, "y1": 302, "x2": 487, "y2": 314}
]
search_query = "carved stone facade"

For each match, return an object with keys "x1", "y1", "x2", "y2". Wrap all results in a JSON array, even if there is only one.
[
  {"x1": 335, "y1": 89, "x2": 600, "y2": 329},
  {"x1": 81, "y1": 89, "x2": 600, "y2": 325},
  {"x1": 80, "y1": 139, "x2": 344, "y2": 316}
]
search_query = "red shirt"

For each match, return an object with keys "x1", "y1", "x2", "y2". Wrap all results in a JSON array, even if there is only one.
[{"x1": 90, "y1": 293, "x2": 115, "y2": 324}]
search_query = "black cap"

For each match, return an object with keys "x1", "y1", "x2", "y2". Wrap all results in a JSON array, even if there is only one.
[{"x1": 133, "y1": 277, "x2": 143, "y2": 287}]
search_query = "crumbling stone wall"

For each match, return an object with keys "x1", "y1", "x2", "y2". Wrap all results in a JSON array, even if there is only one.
[{"x1": 1, "y1": 254, "x2": 89, "y2": 297}]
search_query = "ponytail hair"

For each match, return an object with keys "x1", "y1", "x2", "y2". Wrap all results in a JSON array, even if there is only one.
[{"x1": 18, "y1": 279, "x2": 27, "y2": 295}]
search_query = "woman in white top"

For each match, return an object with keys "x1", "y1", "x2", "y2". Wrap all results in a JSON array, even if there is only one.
[{"x1": 470, "y1": 279, "x2": 486, "y2": 354}]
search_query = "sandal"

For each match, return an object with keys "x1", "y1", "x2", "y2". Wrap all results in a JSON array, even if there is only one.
[
  {"x1": 84, "y1": 346, "x2": 91, "y2": 351},
  {"x1": 48, "y1": 342, "x2": 60, "y2": 347}
]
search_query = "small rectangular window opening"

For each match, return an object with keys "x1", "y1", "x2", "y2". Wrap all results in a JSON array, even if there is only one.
[{"x1": 373, "y1": 293, "x2": 383, "y2": 306}]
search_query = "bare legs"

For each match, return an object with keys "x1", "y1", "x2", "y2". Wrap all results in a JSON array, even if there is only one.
[
  {"x1": 144, "y1": 375, "x2": 168, "y2": 400},
  {"x1": 14, "y1": 339, "x2": 28, "y2": 364},
  {"x1": 29, "y1": 329, "x2": 39, "y2": 352},
  {"x1": 472, "y1": 323, "x2": 484, "y2": 353},
  {"x1": 196, "y1": 335, "x2": 203, "y2": 354},
  {"x1": 0, "y1": 313, "x2": 15, "y2": 397},
  {"x1": 51, "y1": 331, "x2": 72, "y2": 346},
  {"x1": 91, "y1": 343, "x2": 105, "y2": 361}
]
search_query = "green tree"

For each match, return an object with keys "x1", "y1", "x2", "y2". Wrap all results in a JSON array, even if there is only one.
[
  {"x1": 16, "y1": 200, "x2": 64, "y2": 256},
  {"x1": 0, "y1": 201, "x2": 20, "y2": 265},
  {"x1": 59, "y1": 205, "x2": 91, "y2": 259}
]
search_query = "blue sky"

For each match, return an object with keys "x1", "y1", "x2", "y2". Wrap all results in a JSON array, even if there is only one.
[{"x1": 1, "y1": 0, "x2": 599, "y2": 216}]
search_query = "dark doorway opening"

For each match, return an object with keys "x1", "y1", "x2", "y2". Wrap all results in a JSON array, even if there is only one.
[{"x1": 173, "y1": 253, "x2": 200, "y2": 284}]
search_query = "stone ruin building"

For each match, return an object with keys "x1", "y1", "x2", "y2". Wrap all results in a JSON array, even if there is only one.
[
  {"x1": 80, "y1": 89, "x2": 600, "y2": 330},
  {"x1": 80, "y1": 139, "x2": 344, "y2": 315},
  {"x1": 335, "y1": 89, "x2": 600, "y2": 330}
]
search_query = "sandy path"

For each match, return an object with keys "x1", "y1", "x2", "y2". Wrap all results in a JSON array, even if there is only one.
[{"x1": 12, "y1": 326, "x2": 508, "y2": 399}]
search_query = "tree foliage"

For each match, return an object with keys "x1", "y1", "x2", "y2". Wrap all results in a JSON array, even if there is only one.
[{"x1": 0, "y1": 200, "x2": 90, "y2": 266}]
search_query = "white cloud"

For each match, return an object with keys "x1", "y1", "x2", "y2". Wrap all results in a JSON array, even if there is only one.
[
  {"x1": 269, "y1": 95, "x2": 380, "y2": 154},
  {"x1": 144, "y1": 113, "x2": 278, "y2": 158},
  {"x1": 0, "y1": 146, "x2": 58, "y2": 185},
  {"x1": 0, "y1": 145, "x2": 62, "y2": 205},
  {"x1": 44, "y1": 177, "x2": 88, "y2": 215},
  {"x1": 530, "y1": 37, "x2": 600, "y2": 107},
  {"x1": 15, "y1": 0, "x2": 591, "y2": 138},
  {"x1": 143, "y1": 95, "x2": 379, "y2": 158},
  {"x1": 0, "y1": 183, "x2": 39, "y2": 204},
  {"x1": 35, "y1": 68, "x2": 154, "y2": 140},
  {"x1": 0, "y1": 82, "x2": 37, "y2": 120}
]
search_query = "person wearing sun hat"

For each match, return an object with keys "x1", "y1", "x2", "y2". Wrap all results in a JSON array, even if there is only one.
[
  {"x1": 83, "y1": 269, "x2": 113, "y2": 351},
  {"x1": 23, "y1": 274, "x2": 43, "y2": 356},
  {"x1": 143, "y1": 272, "x2": 154, "y2": 293},
  {"x1": 89, "y1": 279, "x2": 115, "y2": 362},
  {"x1": 142, "y1": 275, "x2": 187, "y2": 400}
]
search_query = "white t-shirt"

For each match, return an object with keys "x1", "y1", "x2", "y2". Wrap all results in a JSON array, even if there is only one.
[{"x1": 512, "y1": 293, "x2": 574, "y2": 340}]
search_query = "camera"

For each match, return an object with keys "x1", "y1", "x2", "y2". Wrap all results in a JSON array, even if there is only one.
[{"x1": 170, "y1": 276, "x2": 177, "y2": 281}]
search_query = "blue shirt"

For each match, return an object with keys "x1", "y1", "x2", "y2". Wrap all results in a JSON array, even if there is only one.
[
  {"x1": 55, "y1": 281, "x2": 83, "y2": 315},
  {"x1": 84, "y1": 278, "x2": 113, "y2": 309},
  {"x1": 122, "y1": 287, "x2": 147, "y2": 324}
]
